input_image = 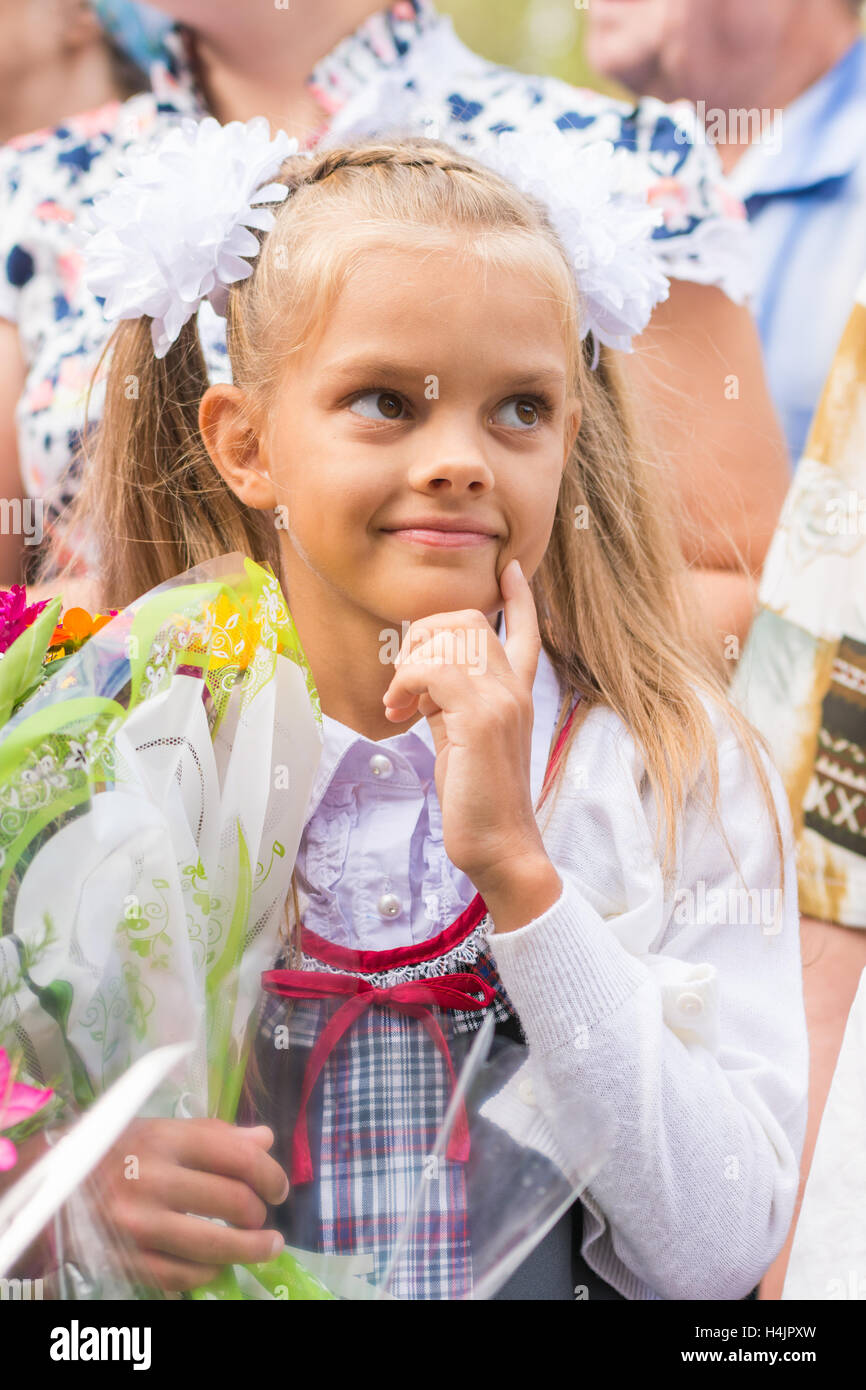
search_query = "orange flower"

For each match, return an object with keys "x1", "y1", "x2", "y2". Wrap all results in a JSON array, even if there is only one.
[{"x1": 50, "y1": 607, "x2": 117, "y2": 647}]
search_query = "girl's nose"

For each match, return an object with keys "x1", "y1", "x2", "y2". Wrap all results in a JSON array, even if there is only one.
[{"x1": 406, "y1": 444, "x2": 495, "y2": 494}]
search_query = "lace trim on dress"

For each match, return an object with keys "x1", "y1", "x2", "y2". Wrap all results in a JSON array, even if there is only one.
[{"x1": 297, "y1": 915, "x2": 493, "y2": 987}]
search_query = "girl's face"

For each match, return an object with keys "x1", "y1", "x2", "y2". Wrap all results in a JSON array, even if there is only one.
[{"x1": 208, "y1": 243, "x2": 580, "y2": 633}]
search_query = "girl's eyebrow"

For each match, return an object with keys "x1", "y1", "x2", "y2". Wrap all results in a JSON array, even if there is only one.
[
  {"x1": 504, "y1": 369, "x2": 567, "y2": 392},
  {"x1": 322, "y1": 358, "x2": 567, "y2": 390},
  {"x1": 323, "y1": 357, "x2": 419, "y2": 382}
]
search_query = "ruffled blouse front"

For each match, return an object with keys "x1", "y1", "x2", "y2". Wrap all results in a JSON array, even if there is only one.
[{"x1": 294, "y1": 622, "x2": 565, "y2": 951}]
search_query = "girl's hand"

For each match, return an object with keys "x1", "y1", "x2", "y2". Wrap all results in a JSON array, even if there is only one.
[
  {"x1": 382, "y1": 558, "x2": 553, "y2": 900},
  {"x1": 99, "y1": 1117, "x2": 289, "y2": 1293}
]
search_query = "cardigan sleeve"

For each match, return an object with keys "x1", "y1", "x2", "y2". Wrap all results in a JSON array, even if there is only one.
[{"x1": 484, "y1": 701, "x2": 808, "y2": 1300}]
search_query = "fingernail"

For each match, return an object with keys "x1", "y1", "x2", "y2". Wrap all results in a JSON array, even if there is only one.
[
  {"x1": 278, "y1": 1175, "x2": 290, "y2": 1203},
  {"x1": 244, "y1": 1125, "x2": 273, "y2": 1144},
  {"x1": 270, "y1": 1231, "x2": 285, "y2": 1258}
]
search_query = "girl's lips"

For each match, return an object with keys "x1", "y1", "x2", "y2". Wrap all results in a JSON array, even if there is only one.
[{"x1": 383, "y1": 528, "x2": 496, "y2": 549}]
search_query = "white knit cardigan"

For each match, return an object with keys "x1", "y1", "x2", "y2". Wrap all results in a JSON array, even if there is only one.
[{"x1": 482, "y1": 693, "x2": 809, "y2": 1301}]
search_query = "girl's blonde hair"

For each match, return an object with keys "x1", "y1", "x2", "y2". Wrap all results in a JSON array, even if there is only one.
[{"x1": 63, "y1": 136, "x2": 785, "y2": 891}]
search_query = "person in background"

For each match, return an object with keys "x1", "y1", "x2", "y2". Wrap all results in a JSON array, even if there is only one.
[
  {"x1": 0, "y1": 0, "x2": 789, "y2": 651},
  {"x1": 91, "y1": 0, "x2": 171, "y2": 72},
  {"x1": 586, "y1": 0, "x2": 866, "y2": 467},
  {"x1": 0, "y1": 0, "x2": 147, "y2": 143},
  {"x1": 732, "y1": 272, "x2": 866, "y2": 1296}
]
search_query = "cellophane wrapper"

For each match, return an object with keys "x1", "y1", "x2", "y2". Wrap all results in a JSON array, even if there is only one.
[
  {"x1": 244, "y1": 987, "x2": 613, "y2": 1299},
  {"x1": 0, "y1": 553, "x2": 327, "y2": 1298}
]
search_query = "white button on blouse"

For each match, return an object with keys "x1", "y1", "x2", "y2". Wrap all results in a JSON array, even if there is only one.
[
  {"x1": 377, "y1": 892, "x2": 403, "y2": 919},
  {"x1": 369, "y1": 753, "x2": 393, "y2": 779}
]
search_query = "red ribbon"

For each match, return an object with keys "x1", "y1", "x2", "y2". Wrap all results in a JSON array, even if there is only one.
[{"x1": 260, "y1": 969, "x2": 496, "y2": 1185}]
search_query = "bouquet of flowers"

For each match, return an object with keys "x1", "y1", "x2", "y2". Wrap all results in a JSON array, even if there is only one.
[
  {"x1": 0, "y1": 554, "x2": 331, "y2": 1297},
  {"x1": 0, "y1": 556, "x2": 611, "y2": 1300}
]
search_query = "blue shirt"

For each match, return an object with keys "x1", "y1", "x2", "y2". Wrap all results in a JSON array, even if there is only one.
[{"x1": 726, "y1": 37, "x2": 866, "y2": 464}]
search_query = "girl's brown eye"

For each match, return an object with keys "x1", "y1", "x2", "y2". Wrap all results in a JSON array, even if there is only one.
[
  {"x1": 491, "y1": 397, "x2": 547, "y2": 430},
  {"x1": 377, "y1": 393, "x2": 403, "y2": 419},
  {"x1": 349, "y1": 391, "x2": 407, "y2": 422}
]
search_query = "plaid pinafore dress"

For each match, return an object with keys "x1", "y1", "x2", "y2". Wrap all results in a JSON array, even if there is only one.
[{"x1": 250, "y1": 695, "x2": 620, "y2": 1299}]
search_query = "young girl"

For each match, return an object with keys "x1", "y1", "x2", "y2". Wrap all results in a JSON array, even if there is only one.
[{"x1": 71, "y1": 120, "x2": 808, "y2": 1300}]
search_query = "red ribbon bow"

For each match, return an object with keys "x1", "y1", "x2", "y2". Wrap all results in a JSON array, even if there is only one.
[{"x1": 260, "y1": 968, "x2": 496, "y2": 1185}]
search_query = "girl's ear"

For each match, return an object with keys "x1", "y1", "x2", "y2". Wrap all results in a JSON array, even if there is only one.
[{"x1": 199, "y1": 384, "x2": 278, "y2": 510}]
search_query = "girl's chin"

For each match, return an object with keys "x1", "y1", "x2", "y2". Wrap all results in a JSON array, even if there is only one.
[{"x1": 375, "y1": 570, "x2": 500, "y2": 618}]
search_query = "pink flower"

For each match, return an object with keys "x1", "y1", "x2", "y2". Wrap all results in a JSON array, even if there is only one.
[
  {"x1": 25, "y1": 379, "x2": 54, "y2": 412},
  {"x1": 0, "y1": 586, "x2": 48, "y2": 656},
  {"x1": 35, "y1": 201, "x2": 75, "y2": 224},
  {"x1": 0, "y1": 1048, "x2": 53, "y2": 1171},
  {"x1": 57, "y1": 249, "x2": 83, "y2": 298},
  {"x1": 67, "y1": 102, "x2": 121, "y2": 140},
  {"x1": 647, "y1": 177, "x2": 692, "y2": 233},
  {"x1": 718, "y1": 187, "x2": 747, "y2": 222}
]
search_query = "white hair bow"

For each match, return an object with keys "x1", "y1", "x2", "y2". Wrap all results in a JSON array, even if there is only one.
[
  {"x1": 318, "y1": 43, "x2": 671, "y2": 359},
  {"x1": 470, "y1": 129, "x2": 670, "y2": 358},
  {"x1": 83, "y1": 116, "x2": 306, "y2": 358},
  {"x1": 82, "y1": 112, "x2": 668, "y2": 363}
]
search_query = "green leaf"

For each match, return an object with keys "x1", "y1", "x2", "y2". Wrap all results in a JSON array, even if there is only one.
[
  {"x1": 21, "y1": 975, "x2": 95, "y2": 1108},
  {"x1": 0, "y1": 597, "x2": 62, "y2": 730},
  {"x1": 246, "y1": 1251, "x2": 336, "y2": 1301}
]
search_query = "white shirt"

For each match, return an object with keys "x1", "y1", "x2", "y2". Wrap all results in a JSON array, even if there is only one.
[{"x1": 782, "y1": 967, "x2": 866, "y2": 1299}]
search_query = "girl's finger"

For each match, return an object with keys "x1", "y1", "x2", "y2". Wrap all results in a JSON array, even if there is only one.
[
  {"x1": 134, "y1": 1249, "x2": 224, "y2": 1295},
  {"x1": 499, "y1": 559, "x2": 541, "y2": 689},
  {"x1": 395, "y1": 627, "x2": 491, "y2": 676},
  {"x1": 384, "y1": 695, "x2": 420, "y2": 721},
  {"x1": 384, "y1": 655, "x2": 470, "y2": 716},
  {"x1": 394, "y1": 611, "x2": 507, "y2": 676},
  {"x1": 141, "y1": 1207, "x2": 284, "y2": 1267},
  {"x1": 155, "y1": 1165, "x2": 271, "y2": 1230},
  {"x1": 169, "y1": 1119, "x2": 289, "y2": 1205}
]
